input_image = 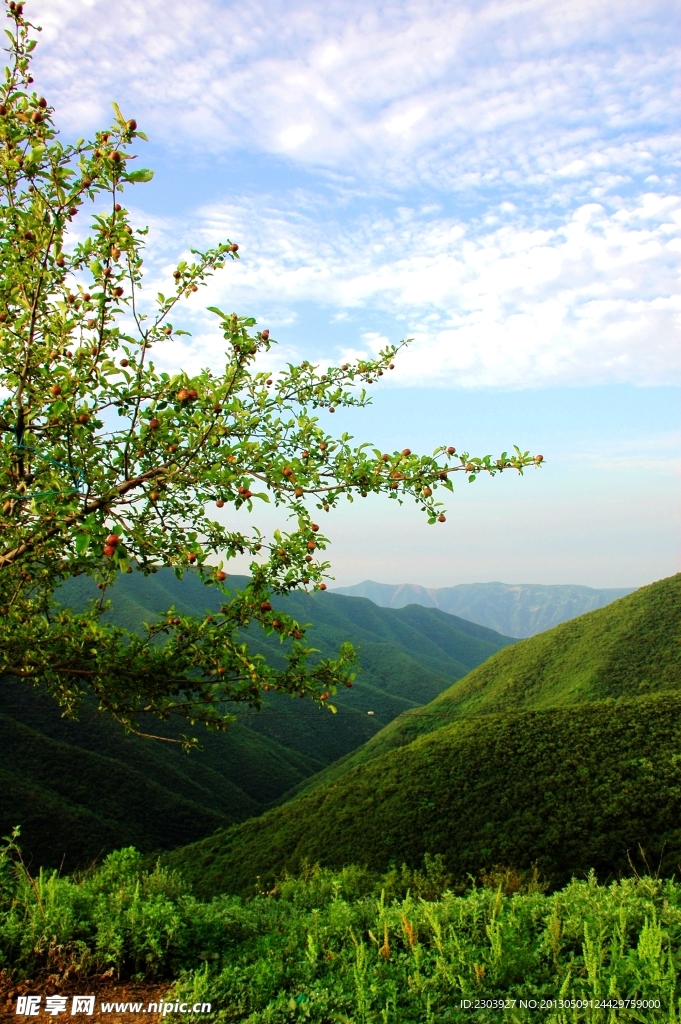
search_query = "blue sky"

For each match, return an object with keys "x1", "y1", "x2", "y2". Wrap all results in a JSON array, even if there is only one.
[{"x1": 31, "y1": 0, "x2": 680, "y2": 587}]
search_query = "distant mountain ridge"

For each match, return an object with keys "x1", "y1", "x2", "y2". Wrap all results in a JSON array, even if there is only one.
[{"x1": 331, "y1": 580, "x2": 636, "y2": 637}]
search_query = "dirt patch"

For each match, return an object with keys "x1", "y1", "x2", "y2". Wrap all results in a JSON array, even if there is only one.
[{"x1": 0, "y1": 975, "x2": 172, "y2": 1022}]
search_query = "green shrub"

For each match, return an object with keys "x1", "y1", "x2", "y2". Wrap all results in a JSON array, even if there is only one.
[{"x1": 2, "y1": 830, "x2": 680, "y2": 1021}]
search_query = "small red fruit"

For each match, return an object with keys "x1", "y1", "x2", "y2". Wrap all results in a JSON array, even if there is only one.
[
  {"x1": 69, "y1": 207, "x2": 78, "y2": 217},
  {"x1": 272, "y1": 619, "x2": 281, "y2": 629},
  {"x1": 120, "y1": 358, "x2": 129, "y2": 367},
  {"x1": 295, "y1": 487, "x2": 303, "y2": 497},
  {"x1": 102, "y1": 544, "x2": 116, "y2": 557},
  {"x1": 187, "y1": 389, "x2": 198, "y2": 400},
  {"x1": 307, "y1": 541, "x2": 316, "y2": 550},
  {"x1": 283, "y1": 466, "x2": 293, "y2": 477},
  {"x1": 105, "y1": 534, "x2": 120, "y2": 547},
  {"x1": 113, "y1": 286, "x2": 124, "y2": 297},
  {"x1": 389, "y1": 363, "x2": 394, "y2": 369},
  {"x1": 150, "y1": 491, "x2": 159, "y2": 501},
  {"x1": 536, "y1": 454, "x2": 544, "y2": 463},
  {"x1": 78, "y1": 413, "x2": 90, "y2": 424},
  {"x1": 329, "y1": 407, "x2": 335, "y2": 413},
  {"x1": 216, "y1": 499, "x2": 225, "y2": 508},
  {"x1": 301, "y1": 450, "x2": 309, "y2": 458},
  {"x1": 50, "y1": 385, "x2": 61, "y2": 396},
  {"x1": 261, "y1": 329, "x2": 269, "y2": 340},
  {"x1": 176, "y1": 389, "x2": 190, "y2": 402},
  {"x1": 438, "y1": 514, "x2": 446, "y2": 522},
  {"x1": 346, "y1": 681, "x2": 353, "y2": 687},
  {"x1": 319, "y1": 583, "x2": 327, "y2": 590},
  {"x1": 402, "y1": 448, "x2": 411, "y2": 456},
  {"x1": 311, "y1": 523, "x2": 319, "y2": 532},
  {"x1": 447, "y1": 446, "x2": 456, "y2": 455},
  {"x1": 229, "y1": 243, "x2": 239, "y2": 252},
  {"x1": 149, "y1": 418, "x2": 160, "y2": 429},
  {"x1": 241, "y1": 489, "x2": 252, "y2": 499},
  {"x1": 341, "y1": 364, "x2": 349, "y2": 370},
  {"x1": 423, "y1": 486, "x2": 432, "y2": 497},
  {"x1": 216, "y1": 571, "x2": 227, "y2": 581},
  {"x1": 261, "y1": 601, "x2": 272, "y2": 612},
  {"x1": 127, "y1": 119, "x2": 137, "y2": 130}
]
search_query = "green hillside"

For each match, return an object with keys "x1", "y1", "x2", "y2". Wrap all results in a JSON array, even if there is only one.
[
  {"x1": 1, "y1": 571, "x2": 514, "y2": 870},
  {"x1": 293, "y1": 573, "x2": 681, "y2": 791},
  {"x1": 167, "y1": 573, "x2": 681, "y2": 896}
]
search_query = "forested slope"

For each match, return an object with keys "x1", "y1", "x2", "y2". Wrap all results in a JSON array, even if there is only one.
[
  {"x1": 168, "y1": 574, "x2": 681, "y2": 896},
  {"x1": 1, "y1": 570, "x2": 513, "y2": 869}
]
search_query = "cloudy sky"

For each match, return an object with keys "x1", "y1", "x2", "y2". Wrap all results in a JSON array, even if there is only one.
[{"x1": 29, "y1": 0, "x2": 680, "y2": 587}]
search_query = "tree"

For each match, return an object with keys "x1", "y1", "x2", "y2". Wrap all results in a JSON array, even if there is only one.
[{"x1": 0, "y1": 3, "x2": 542, "y2": 745}]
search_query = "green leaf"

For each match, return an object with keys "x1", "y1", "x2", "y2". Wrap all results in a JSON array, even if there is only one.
[
  {"x1": 207, "y1": 306, "x2": 229, "y2": 318},
  {"x1": 75, "y1": 532, "x2": 90, "y2": 555},
  {"x1": 125, "y1": 168, "x2": 154, "y2": 183}
]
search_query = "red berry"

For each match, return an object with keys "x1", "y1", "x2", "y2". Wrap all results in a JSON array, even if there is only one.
[
  {"x1": 103, "y1": 545, "x2": 116, "y2": 557},
  {"x1": 319, "y1": 583, "x2": 327, "y2": 590},
  {"x1": 438, "y1": 514, "x2": 446, "y2": 522},
  {"x1": 261, "y1": 329, "x2": 269, "y2": 339},
  {"x1": 105, "y1": 534, "x2": 119, "y2": 546},
  {"x1": 311, "y1": 524, "x2": 319, "y2": 532},
  {"x1": 261, "y1": 601, "x2": 272, "y2": 612},
  {"x1": 149, "y1": 418, "x2": 160, "y2": 429},
  {"x1": 216, "y1": 499, "x2": 225, "y2": 508},
  {"x1": 187, "y1": 552, "x2": 197, "y2": 562},
  {"x1": 447, "y1": 446, "x2": 456, "y2": 455},
  {"x1": 216, "y1": 571, "x2": 227, "y2": 581},
  {"x1": 50, "y1": 385, "x2": 61, "y2": 396},
  {"x1": 402, "y1": 448, "x2": 411, "y2": 456}
]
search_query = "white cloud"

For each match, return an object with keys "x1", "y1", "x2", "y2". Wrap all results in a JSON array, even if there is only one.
[
  {"x1": 113, "y1": 186, "x2": 679, "y2": 388},
  {"x1": 28, "y1": 0, "x2": 679, "y2": 388},
  {"x1": 29, "y1": 0, "x2": 679, "y2": 193}
]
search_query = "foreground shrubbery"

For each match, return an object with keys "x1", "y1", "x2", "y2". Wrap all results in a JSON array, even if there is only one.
[{"x1": 2, "y1": 835, "x2": 681, "y2": 1022}]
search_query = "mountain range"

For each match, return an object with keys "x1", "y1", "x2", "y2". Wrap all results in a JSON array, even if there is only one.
[
  {"x1": 1, "y1": 570, "x2": 514, "y2": 870},
  {"x1": 331, "y1": 580, "x2": 636, "y2": 637},
  {"x1": 168, "y1": 573, "x2": 681, "y2": 896}
]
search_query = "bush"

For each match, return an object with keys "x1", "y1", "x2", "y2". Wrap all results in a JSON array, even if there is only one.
[{"x1": 2, "y1": 831, "x2": 680, "y2": 1021}]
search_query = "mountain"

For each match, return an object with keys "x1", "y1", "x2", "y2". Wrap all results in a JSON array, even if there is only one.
[
  {"x1": 167, "y1": 573, "x2": 681, "y2": 897},
  {"x1": 1, "y1": 570, "x2": 514, "y2": 870},
  {"x1": 331, "y1": 580, "x2": 636, "y2": 637}
]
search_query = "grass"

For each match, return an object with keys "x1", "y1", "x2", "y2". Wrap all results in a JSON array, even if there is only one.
[{"x1": 1, "y1": 834, "x2": 680, "y2": 1023}]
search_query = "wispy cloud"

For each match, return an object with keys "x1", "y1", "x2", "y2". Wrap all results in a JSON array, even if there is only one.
[
  {"x1": 126, "y1": 188, "x2": 681, "y2": 387},
  {"x1": 31, "y1": 0, "x2": 679, "y2": 191},
  {"x1": 28, "y1": 0, "x2": 680, "y2": 388}
]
